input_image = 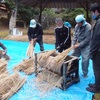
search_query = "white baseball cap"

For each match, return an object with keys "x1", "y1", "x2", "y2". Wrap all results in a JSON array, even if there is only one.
[{"x1": 30, "y1": 19, "x2": 36, "y2": 28}]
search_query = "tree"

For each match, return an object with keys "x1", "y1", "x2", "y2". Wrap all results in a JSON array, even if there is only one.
[{"x1": 42, "y1": 8, "x2": 56, "y2": 29}]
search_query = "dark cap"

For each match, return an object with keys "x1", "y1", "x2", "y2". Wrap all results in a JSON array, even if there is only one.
[{"x1": 90, "y1": 3, "x2": 100, "y2": 13}]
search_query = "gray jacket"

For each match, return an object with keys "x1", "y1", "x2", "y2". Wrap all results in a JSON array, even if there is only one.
[{"x1": 72, "y1": 23, "x2": 91, "y2": 48}]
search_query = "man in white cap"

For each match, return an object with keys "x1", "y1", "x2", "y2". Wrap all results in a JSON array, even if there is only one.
[
  {"x1": 27, "y1": 19, "x2": 44, "y2": 51},
  {"x1": 72, "y1": 14, "x2": 91, "y2": 78}
]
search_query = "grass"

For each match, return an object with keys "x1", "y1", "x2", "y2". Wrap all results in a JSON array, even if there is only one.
[{"x1": 0, "y1": 29, "x2": 9, "y2": 38}]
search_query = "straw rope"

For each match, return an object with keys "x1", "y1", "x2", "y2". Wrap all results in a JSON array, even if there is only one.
[{"x1": 26, "y1": 43, "x2": 34, "y2": 58}]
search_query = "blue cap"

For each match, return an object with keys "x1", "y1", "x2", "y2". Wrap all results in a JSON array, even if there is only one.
[
  {"x1": 75, "y1": 14, "x2": 85, "y2": 23},
  {"x1": 64, "y1": 22, "x2": 72, "y2": 27}
]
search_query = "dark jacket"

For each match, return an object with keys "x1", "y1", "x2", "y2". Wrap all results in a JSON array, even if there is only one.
[
  {"x1": 55, "y1": 25, "x2": 71, "y2": 49},
  {"x1": 90, "y1": 15, "x2": 100, "y2": 56},
  {"x1": 27, "y1": 23, "x2": 43, "y2": 41}
]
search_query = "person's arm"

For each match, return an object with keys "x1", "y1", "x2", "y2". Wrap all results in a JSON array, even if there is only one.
[
  {"x1": 0, "y1": 42, "x2": 7, "y2": 54},
  {"x1": 27, "y1": 27, "x2": 32, "y2": 41},
  {"x1": 55, "y1": 29, "x2": 60, "y2": 49},
  {"x1": 79, "y1": 25, "x2": 91, "y2": 48},
  {"x1": 72, "y1": 26, "x2": 78, "y2": 46},
  {"x1": 90, "y1": 22, "x2": 100, "y2": 54},
  {"x1": 63, "y1": 27, "x2": 70, "y2": 45}
]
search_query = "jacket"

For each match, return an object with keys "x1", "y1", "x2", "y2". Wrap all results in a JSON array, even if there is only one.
[
  {"x1": 27, "y1": 23, "x2": 43, "y2": 41},
  {"x1": 90, "y1": 15, "x2": 100, "y2": 56},
  {"x1": 55, "y1": 25, "x2": 71, "y2": 48},
  {"x1": 72, "y1": 23, "x2": 91, "y2": 48}
]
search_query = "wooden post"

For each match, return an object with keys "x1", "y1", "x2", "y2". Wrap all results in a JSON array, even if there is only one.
[
  {"x1": 34, "y1": 53, "x2": 37, "y2": 76},
  {"x1": 63, "y1": 63, "x2": 67, "y2": 90}
]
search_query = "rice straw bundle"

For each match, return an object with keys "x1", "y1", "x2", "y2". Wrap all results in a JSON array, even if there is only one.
[
  {"x1": 24, "y1": 67, "x2": 35, "y2": 75},
  {"x1": 44, "y1": 47, "x2": 73, "y2": 75},
  {"x1": 13, "y1": 58, "x2": 35, "y2": 75},
  {"x1": 37, "y1": 50, "x2": 56, "y2": 67},
  {"x1": 0, "y1": 72, "x2": 9, "y2": 79},
  {"x1": 0, "y1": 72, "x2": 26, "y2": 100},
  {"x1": 0, "y1": 59, "x2": 7, "y2": 74},
  {"x1": 26, "y1": 43, "x2": 34, "y2": 58}
]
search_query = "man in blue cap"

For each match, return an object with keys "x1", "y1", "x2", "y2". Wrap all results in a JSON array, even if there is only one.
[{"x1": 72, "y1": 14, "x2": 91, "y2": 78}]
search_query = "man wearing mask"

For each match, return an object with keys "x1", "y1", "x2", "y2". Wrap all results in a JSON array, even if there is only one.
[
  {"x1": 72, "y1": 15, "x2": 91, "y2": 78},
  {"x1": 27, "y1": 19, "x2": 44, "y2": 51},
  {"x1": 55, "y1": 18, "x2": 71, "y2": 53},
  {"x1": 86, "y1": 3, "x2": 100, "y2": 93}
]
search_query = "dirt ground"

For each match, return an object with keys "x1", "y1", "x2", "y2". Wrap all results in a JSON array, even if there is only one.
[{"x1": 4, "y1": 34, "x2": 55, "y2": 44}]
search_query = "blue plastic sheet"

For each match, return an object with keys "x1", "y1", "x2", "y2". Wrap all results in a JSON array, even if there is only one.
[{"x1": 1, "y1": 40, "x2": 94, "y2": 100}]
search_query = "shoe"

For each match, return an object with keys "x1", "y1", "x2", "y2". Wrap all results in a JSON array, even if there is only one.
[
  {"x1": 86, "y1": 87, "x2": 96, "y2": 93},
  {"x1": 88, "y1": 83, "x2": 95, "y2": 88}
]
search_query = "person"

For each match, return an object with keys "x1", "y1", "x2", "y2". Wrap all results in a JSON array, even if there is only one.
[
  {"x1": 0, "y1": 42, "x2": 10, "y2": 60},
  {"x1": 72, "y1": 14, "x2": 91, "y2": 78},
  {"x1": 64, "y1": 21, "x2": 72, "y2": 28},
  {"x1": 27, "y1": 19, "x2": 44, "y2": 51},
  {"x1": 54, "y1": 18, "x2": 71, "y2": 53},
  {"x1": 86, "y1": 3, "x2": 100, "y2": 93},
  {"x1": 64, "y1": 21, "x2": 72, "y2": 37}
]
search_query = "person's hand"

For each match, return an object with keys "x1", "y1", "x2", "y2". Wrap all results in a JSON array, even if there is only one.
[
  {"x1": 73, "y1": 43, "x2": 80, "y2": 49},
  {"x1": 30, "y1": 40, "x2": 33, "y2": 44},
  {"x1": 2, "y1": 50, "x2": 6, "y2": 55},
  {"x1": 56, "y1": 46, "x2": 60, "y2": 50},
  {"x1": 33, "y1": 38, "x2": 37, "y2": 44},
  {"x1": 60, "y1": 43, "x2": 64, "y2": 47}
]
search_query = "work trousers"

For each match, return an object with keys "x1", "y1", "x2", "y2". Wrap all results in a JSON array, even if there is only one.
[
  {"x1": 72, "y1": 46, "x2": 90, "y2": 75},
  {"x1": 36, "y1": 39, "x2": 44, "y2": 51},
  {"x1": 92, "y1": 52, "x2": 100, "y2": 92}
]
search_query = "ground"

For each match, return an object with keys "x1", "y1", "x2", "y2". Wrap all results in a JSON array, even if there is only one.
[{"x1": 4, "y1": 34, "x2": 55, "y2": 44}]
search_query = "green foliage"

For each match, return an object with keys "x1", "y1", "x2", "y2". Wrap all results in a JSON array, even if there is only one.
[
  {"x1": 18, "y1": 5, "x2": 34, "y2": 22},
  {"x1": 5, "y1": 0, "x2": 15, "y2": 10},
  {"x1": 42, "y1": 8, "x2": 56, "y2": 29},
  {"x1": 60, "y1": 8, "x2": 86, "y2": 27}
]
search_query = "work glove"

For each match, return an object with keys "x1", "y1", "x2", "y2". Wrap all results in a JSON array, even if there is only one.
[{"x1": 56, "y1": 43, "x2": 64, "y2": 51}]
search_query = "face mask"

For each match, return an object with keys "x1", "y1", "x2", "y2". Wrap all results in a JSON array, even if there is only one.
[{"x1": 92, "y1": 14, "x2": 97, "y2": 20}]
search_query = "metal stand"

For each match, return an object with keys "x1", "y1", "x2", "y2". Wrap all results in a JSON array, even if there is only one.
[{"x1": 62, "y1": 58, "x2": 80, "y2": 90}]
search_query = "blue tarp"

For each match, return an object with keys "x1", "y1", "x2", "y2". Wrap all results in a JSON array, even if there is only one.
[{"x1": 1, "y1": 40, "x2": 94, "y2": 100}]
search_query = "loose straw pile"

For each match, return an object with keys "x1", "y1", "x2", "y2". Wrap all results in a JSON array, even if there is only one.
[
  {"x1": 0, "y1": 72, "x2": 26, "y2": 100},
  {"x1": 33, "y1": 69, "x2": 63, "y2": 95},
  {"x1": 13, "y1": 58, "x2": 35, "y2": 75}
]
